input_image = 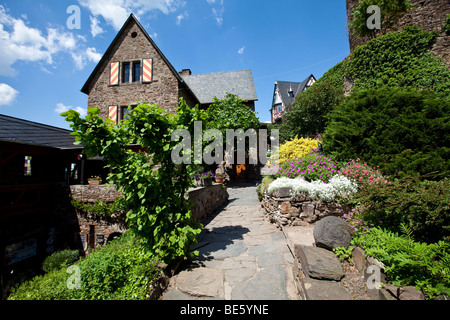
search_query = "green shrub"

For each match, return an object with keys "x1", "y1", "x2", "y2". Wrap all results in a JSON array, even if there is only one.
[
  {"x1": 323, "y1": 86, "x2": 450, "y2": 180},
  {"x1": 347, "y1": 26, "x2": 450, "y2": 93},
  {"x1": 314, "y1": 26, "x2": 450, "y2": 95},
  {"x1": 42, "y1": 250, "x2": 80, "y2": 273},
  {"x1": 349, "y1": 176, "x2": 450, "y2": 243},
  {"x1": 283, "y1": 79, "x2": 344, "y2": 139},
  {"x1": 8, "y1": 230, "x2": 162, "y2": 300},
  {"x1": 256, "y1": 175, "x2": 276, "y2": 201},
  {"x1": 352, "y1": 227, "x2": 450, "y2": 299}
]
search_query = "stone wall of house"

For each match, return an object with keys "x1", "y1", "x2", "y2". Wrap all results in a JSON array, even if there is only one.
[
  {"x1": 346, "y1": 0, "x2": 449, "y2": 67},
  {"x1": 85, "y1": 19, "x2": 197, "y2": 118},
  {"x1": 261, "y1": 190, "x2": 350, "y2": 227},
  {"x1": 68, "y1": 184, "x2": 229, "y2": 251}
]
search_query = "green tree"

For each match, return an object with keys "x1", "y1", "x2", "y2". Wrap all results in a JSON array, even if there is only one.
[
  {"x1": 206, "y1": 93, "x2": 260, "y2": 136},
  {"x1": 62, "y1": 99, "x2": 204, "y2": 263},
  {"x1": 349, "y1": 0, "x2": 412, "y2": 39},
  {"x1": 283, "y1": 79, "x2": 344, "y2": 139}
]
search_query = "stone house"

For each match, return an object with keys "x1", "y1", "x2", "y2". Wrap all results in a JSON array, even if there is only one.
[
  {"x1": 81, "y1": 14, "x2": 258, "y2": 123},
  {"x1": 271, "y1": 74, "x2": 316, "y2": 124}
]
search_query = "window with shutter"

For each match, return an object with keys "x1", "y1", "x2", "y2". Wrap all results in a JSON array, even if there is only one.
[
  {"x1": 108, "y1": 105, "x2": 118, "y2": 123},
  {"x1": 110, "y1": 62, "x2": 120, "y2": 86},
  {"x1": 142, "y1": 58, "x2": 153, "y2": 83}
]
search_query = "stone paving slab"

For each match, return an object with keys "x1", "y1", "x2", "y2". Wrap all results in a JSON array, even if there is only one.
[{"x1": 162, "y1": 182, "x2": 299, "y2": 301}]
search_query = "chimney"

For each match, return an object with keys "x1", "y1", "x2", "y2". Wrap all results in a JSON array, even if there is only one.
[{"x1": 179, "y1": 69, "x2": 192, "y2": 76}]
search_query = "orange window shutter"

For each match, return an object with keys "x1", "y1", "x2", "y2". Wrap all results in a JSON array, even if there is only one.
[
  {"x1": 142, "y1": 58, "x2": 153, "y2": 83},
  {"x1": 108, "y1": 106, "x2": 118, "y2": 123},
  {"x1": 110, "y1": 62, "x2": 119, "y2": 86}
]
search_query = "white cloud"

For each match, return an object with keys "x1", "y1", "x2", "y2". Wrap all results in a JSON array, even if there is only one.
[
  {"x1": 78, "y1": 0, "x2": 183, "y2": 31},
  {"x1": 0, "y1": 83, "x2": 19, "y2": 106},
  {"x1": 0, "y1": 5, "x2": 101, "y2": 75},
  {"x1": 55, "y1": 103, "x2": 87, "y2": 117},
  {"x1": 85, "y1": 47, "x2": 102, "y2": 63},
  {"x1": 206, "y1": 0, "x2": 224, "y2": 26},
  {"x1": 71, "y1": 47, "x2": 102, "y2": 70},
  {"x1": 0, "y1": 5, "x2": 81, "y2": 75},
  {"x1": 90, "y1": 16, "x2": 104, "y2": 37},
  {"x1": 176, "y1": 11, "x2": 188, "y2": 25},
  {"x1": 238, "y1": 46, "x2": 245, "y2": 55}
]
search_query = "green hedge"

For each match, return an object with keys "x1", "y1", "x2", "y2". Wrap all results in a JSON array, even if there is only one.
[
  {"x1": 323, "y1": 86, "x2": 450, "y2": 180},
  {"x1": 8, "y1": 230, "x2": 161, "y2": 300}
]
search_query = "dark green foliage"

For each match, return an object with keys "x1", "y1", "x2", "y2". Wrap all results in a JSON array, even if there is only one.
[
  {"x1": 352, "y1": 227, "x2": 450, "y2": 299},
  {"x1": 283, "y1": 79, "x2": 344, "y2": 139},
  {"x1": 42, "y1": 250, "x2": 80, "y2": 273},
  {"x1": 349, "y1": 176, "x2": 450, "y2": 243},
  {"x1": 313, "y1": 26, "x2": 450, "y2": 95},
  {"x1": 323, "y1": 86, "x2": 450, "y2": 180},
  {"x1": 348, "y1": 26, "x2": 450, "y2": 92},
  {"x1": 8, "y1": 231, "x2": 161, "y2": 300}
]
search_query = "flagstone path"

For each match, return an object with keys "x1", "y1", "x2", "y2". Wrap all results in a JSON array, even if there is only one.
[{"x1": 162, "y1": 181, "x2": 314, "y2": 300}]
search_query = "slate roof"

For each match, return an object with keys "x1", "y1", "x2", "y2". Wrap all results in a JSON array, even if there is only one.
[
  {"x1": 181, "y1": 69, "x2": 258, "y2": 105},
  {"x1": 274, "y1": 74, "x2": 315, "y2": 108},
  {"x1": 0, "y1": 114, "x2": 78, "y2": 150}
]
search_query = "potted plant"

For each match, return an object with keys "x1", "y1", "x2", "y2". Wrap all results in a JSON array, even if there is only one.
[
  {"x1": 88, "y1": 176, "x2": 102, "y2": 185},
  {"x1": 200, "y1": 171, "x2": 214, "y2": 186},
  {"x1": 193, "y1": 171, "x2": 214, "y2": 187},
  {"x1": 215, "y1": 167, "x2": 225, "y2": 183}
]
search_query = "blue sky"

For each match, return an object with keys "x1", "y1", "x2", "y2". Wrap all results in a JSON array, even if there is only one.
[{"x1": 0, "y1": 0, "x2": 350, "y2": 129}]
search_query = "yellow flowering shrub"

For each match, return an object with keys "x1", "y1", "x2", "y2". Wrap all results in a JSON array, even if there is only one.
[{"x1": 278, "y1": 136, "x2": 318, "y2": 163}]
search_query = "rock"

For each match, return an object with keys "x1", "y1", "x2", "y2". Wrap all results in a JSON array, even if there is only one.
[
  {"x1": 300, "y1": 278, "x2": 353, "y2": 300},
  {"x1": 277, "y1": 187, "x2": 292, "y2": 198},
  {"x1": 294, "y1": 244, "x2": 344, "y2": 281},
  {"x1": 302, "y1": 203, "x2": 315, "y2": 216},
  {"x1": 398, "y1": 286, "x2": 425, "y2": 300},
  {"x1": 352, "y1": 247, "x2": 366, "y2": 273},
  {"x1": 313, "y1": 216, "x2": 353, "y2": 250}
]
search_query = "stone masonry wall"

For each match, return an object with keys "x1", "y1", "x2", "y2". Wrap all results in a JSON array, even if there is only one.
[
  {"x1": 69, "y1": 184, "x2": 229, "y2": 251},
  {"x1": 85, "y1": 19, "x2": 197, "y2": 117},
  {"x1": 346, "y1": 0, "x2": 450, "y2": 67},
  {"x1": 262, "y1": 189, "x2": 350, "y2": 227}
]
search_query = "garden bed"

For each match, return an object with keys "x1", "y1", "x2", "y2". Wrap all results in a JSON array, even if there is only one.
[{"x1": 262, "y1": 190, "x2": 351, "y2": 226}]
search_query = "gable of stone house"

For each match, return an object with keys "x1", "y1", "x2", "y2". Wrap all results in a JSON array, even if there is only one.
[{"x1": 81, "y1": 14, "x2": 198, "y2": 121}]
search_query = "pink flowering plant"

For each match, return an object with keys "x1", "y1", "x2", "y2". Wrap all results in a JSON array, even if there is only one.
[
  {"x1": 275, "y1": 153, "x2": 341, "y2": 183},
  {"x1": 338, "y1": 158, "x2": 390, "y2": 188}
]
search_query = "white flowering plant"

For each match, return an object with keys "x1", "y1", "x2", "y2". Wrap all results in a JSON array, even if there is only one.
[{"x1": 267, "y1": 175, "x2": 358, "y2": 202}]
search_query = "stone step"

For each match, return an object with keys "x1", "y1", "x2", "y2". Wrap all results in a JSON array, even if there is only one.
[
  {"x1": 300, "y1": 278, "x2": 353, "y2": 300},
  {"x1": 294, "y1": 244, "x2": 344, "y2": 281},
  {"x1": 293, "y1": 244, "x2": 353, "y2": 300}
]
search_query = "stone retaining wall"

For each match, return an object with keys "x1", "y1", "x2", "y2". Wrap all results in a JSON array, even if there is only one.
[
  {"x1": 69, "y1": 184, "x2": 229, "y2": 251},
  {"x1": 261, "y1": 190, "x2": 350, "y2": 227}
]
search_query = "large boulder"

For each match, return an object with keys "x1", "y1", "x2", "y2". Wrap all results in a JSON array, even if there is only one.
[
  {"x1": 295, "y1": 245, "x2": 344, "y2": 281},
  {"x1": 313, "y1": 216, "x2": 353, "y2": 250}
]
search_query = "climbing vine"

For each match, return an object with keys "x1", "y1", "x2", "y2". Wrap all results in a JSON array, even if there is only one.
[{"x1": 62, "y1": 99, "x2": 205, "y2": 263}]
